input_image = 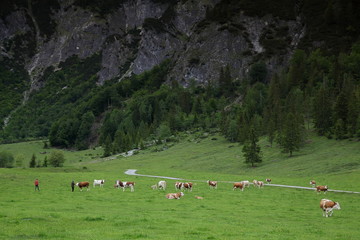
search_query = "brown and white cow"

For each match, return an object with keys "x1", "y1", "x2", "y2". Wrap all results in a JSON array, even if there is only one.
[
  {"x1": 320, "y1": 199, "x2": 341, "y2": 217},
  {"x1": 310, "y1": 180, "x2": 316, "y2": 187},
  {"x1": 76, "y1": 181, "x2": 90, "y2": 191},
  {"x1": 175, "y1": 182, "x2": 183, "y2": 190},
  {"x1": 266, "y1": 178, "x2": 272, "y2": 184},
  {"x1": 253, "y1": 180, "x2": 264, "y2": 188},
  {"x1": 93, "y1": 179, "x2": 105, "y2": 188},
  {"x1": 316, "y1": 185, "x2": 328, "y2": 194},
  {"x1": 207, "y1": 180, "x2": 217, "y2": 189},
  {"x1": 233, "y1": 182, "x2": 245, "y2": 191},
  {"x1": 115, "y1": 180, "x2": 135, "y2": 192},
  {"x1": 166, "y1": 192, "x2": 184, "y2": 199},
  {"x1": 183, "y1": 182, "x2": 193, "y2": 191}
]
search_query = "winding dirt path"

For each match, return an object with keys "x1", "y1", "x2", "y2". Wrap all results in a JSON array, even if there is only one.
[{"x1": 125, "y1": 169, "x2": 360, "y2": 194}]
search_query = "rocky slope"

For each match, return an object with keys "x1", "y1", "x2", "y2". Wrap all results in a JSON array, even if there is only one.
[{"x1": 0, "y1": 0, "x2": 305, "y2": 92}]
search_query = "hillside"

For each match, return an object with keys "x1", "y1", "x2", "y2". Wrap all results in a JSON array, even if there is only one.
[{"x1": 0, "y1": 0, "x2": 358, "y2": 164}]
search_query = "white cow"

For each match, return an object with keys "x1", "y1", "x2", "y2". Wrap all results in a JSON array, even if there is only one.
[
  {"x1": 93, "y1": 179, "x2": 105, "y2": 188},
  {"x1": 158, "y1": 180, "x2": 167, "y2": 190},
  {"x1": 241, "y1": 180, "x2": 250, "y2": 188}
]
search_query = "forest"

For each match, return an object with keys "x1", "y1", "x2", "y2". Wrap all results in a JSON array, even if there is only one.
[{"x1": 0, "y1": 42, "x2": 359, "y2": 161}]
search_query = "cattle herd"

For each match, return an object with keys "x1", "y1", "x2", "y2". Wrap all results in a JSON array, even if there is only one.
[{"x1": 73, "y1": 178, "x2": 340, "y2": 217}]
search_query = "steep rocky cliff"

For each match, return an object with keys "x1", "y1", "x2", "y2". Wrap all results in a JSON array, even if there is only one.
[{"x1": 0, "y1": 0, "x2": 305, "y2": 92}]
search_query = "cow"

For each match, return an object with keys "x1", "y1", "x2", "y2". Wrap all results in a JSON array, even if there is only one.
[
  {"x1": 241, "y1": 180, "x2": 250, "y2": 188},
  {"x1": 183, "y1": 182, "x2": 193, "y2": 191},
  {"x1": 93, "y1": 179, "x2": 105, "y2": 188},
  {"x1": 207, "y1": 180, "x2": 217, "y2": 189},
  {"x1": 253, "y1": 180, "x2": 264, "y2": 188},
  {"x1": 76, "y1": 181, "x2": 90, "y2": 191},
  {"x1": 158, "y1": 180, "x2": 167, "y2": 190},
  {"x1": 233, "y1": 182, "x2": 245, "y2": 191},
  {"x1": 266, "y1": 178, "x2": 272, "y2": 184},
  {"x1": 310, "y1": 180, "x2": 316, "y2": 187},
  {"x1": 175, "y1": 182, "x2": 183, "y2": 190},
  {"x1": 320, "y1": 199, "x2": 341, "y2": 217},
  {"x1": 166, "y1": 192, "x2": 184, "y2": 200},
  {"x1": 316, "y1": 185, "x2": 328, "y2": 194},
  {"x1": 115, "y1": 180, "x2": 135, "y2": 192}
]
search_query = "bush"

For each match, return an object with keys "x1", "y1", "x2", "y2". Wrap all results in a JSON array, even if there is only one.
[
  {"x1": 49, "y1": 151, "x2": 65, "y2": 167},
  {"x1": 0, "y1": 151, "x2": 14, "y2": 168}
]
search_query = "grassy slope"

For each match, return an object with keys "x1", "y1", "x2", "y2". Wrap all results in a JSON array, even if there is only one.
[{"x1": 0, "y1": 132, "x2": 359, "y2": 239}]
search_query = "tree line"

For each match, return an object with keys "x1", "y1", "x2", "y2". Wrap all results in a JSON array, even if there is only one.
[{"x1": 0, "y1": 42, "x2": 359, "y2": 167}]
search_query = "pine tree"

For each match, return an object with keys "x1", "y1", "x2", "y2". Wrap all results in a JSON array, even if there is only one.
[
  {"x1": 313, "y1": 84, "x2": 333, "y2": 135},
  {"x1": 29, "y1": 154, "x2": 36, "y2": 168},
  {"x1": 43, "y1": 156, "x2": 48, "y2": 167},
  {"x1": 278, "y1": 113, "x2": 303, "y2": 157},
  {"x1": 242, "y1": 128, "x2": 262, "y2": 167},
  {"x1": 103, "y1": 135, "x2": 113, "y2": 157}
]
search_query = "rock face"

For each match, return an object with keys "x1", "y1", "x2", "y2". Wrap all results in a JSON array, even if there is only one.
[{"x1": 0, "y1": 0, "x2": 305, "y2": 91}]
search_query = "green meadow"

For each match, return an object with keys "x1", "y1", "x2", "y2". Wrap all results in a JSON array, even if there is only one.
[{"x1": 0, "y1": 132, "x2": 360, "y2": 239}]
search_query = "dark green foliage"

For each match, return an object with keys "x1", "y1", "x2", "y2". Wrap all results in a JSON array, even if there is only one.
[
  {"x1": 73, "y1": 0, "x2": 125, "y2": 17},
  {"x1": 206, "y1": 0, "x2": 296, "y2": 23},
  {"x1": 49, "y1": 151, "x2": 65, "y2": 167},
  {"x1": 75, "y1": 112, "x2": 95, "y2": 150},
  {"x1": 30, "y1": 0, "x2": 60, "y2": 39},
  {"x1": 242, "y1": 128, "x2": 262, "y2": 167},
  {"x1": 0, "y1": 151, "x2": 14, "y2": 168},
  {"x1": 300, "y1": 0, "x2": 360, "y2": 52},
  {"x1": 0, "y1": 64, "x2": 29, "y2": 129},
  {"x1": 0, "y1": 0, "x2": 27, "y2": 19},
  {"x1": 277, "y1": 113, "x2": 304, "y2": 157},
  {"x1": 103, "y1": 135, "x2": 112, "y2": 157},
  {"x1": 2, "y1": 54, "x2": 101, "y2": 142},
  {"x1": 43, "y1": 156, "x2": 48, "y2": 167},
  {"x1": 313, "y1": 85, "x2": 333, "y2": 135},
  {"x1": 249, "y1": 62, "x2": 267, "y2": 84},
  {"x1": 29, "y1": 154, "x2": 36, "y2": 168}
]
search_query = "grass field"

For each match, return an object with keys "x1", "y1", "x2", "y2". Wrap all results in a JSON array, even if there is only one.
[{"x1": 0, "y1": 132, "x2": 359, "y2": 239}]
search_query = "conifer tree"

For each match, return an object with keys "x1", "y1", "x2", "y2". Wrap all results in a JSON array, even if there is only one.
[
  {"x1": 313, "y1": 84, "x2": 333, "y2": 135},
  {"x1": 278, "y1": 113, "x2": 303, "y2": 157},
  {"x1": 242, "y1": 128, "x2": 262, "y2": 167},
  {"x1": 29, "y1": 154, "x2": 36, "y2": 168},
  {"x1": 103, "y1": 135, "x2": 113, "y2": 157}
]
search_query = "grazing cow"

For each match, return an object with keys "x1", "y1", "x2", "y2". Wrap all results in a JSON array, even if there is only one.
[
  {"x1": 183, "y1": 182, "x2": 193, "y2": 191},
  {"x1": 320, "y1": 199, "x2": 341, "y2": 217},
  {"x1": 158, "y1": 180, "x2": 167, "y2": 190},
  {"x1": 316, "y1": 185, "x2": 328, "y2": 194},
  {"x1": 175, "y1": 182, "x2": 183, "y2": 190},
  {"x1": 233, "y1": 182, "x2": 245, "y2": 191},
  {"x1": 207, "y1": 180, "x2": 217, "y2": 189},
  {"x1": 76, "y1": 181, "x2": 90, "y2": 191},
  {"x1": 310, "y1": 180, "x2": 316, "y2": 187},
  {"x1": 93, "y1": 179, "x2": 105, "y2": 188},
  {"x1": 253, "y1": 180, "x2": 264, "y2": 188},
  {"x1": 266, "y1": 178, "x2": 272, "y2": 184},
  {"x1": 166, "y1": 192, "x2": 184, "y2": 200},
  {"x1": 241, "y1": 180, "x2": 250, "y2": 188},
  {"x1": 116, "y1": 180, "x2": 135, "y2": 192}
]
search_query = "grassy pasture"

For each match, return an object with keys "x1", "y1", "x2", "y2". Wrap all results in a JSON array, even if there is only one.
[{"x1": 0, "y1": 132, "x2": 360, "y2": 239}]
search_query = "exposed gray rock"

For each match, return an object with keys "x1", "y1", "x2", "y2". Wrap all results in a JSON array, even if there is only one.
[{"x1": 1, "y1": 0, "x2": 305, "y2": 93}]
